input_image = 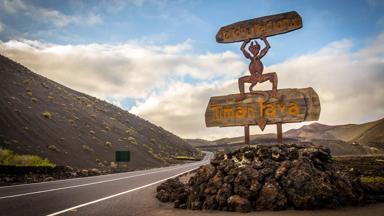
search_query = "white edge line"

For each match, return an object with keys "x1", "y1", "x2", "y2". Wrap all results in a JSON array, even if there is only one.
[
  {"x1": 0, "y1": 161, "x2": 206, "y2": 200},
  {"x1": 1, "y1": 151, "x2": 211, "y2": 189},
  {"x1": 0, "y1": 161, "x2": 202, "y2": 189},
  {"x1": 46, "y1": 166, "x2": 199, "y2": 216}
]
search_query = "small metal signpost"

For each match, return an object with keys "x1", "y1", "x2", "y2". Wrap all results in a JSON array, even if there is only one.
[
  {"x1": 205, "y1": 11, "x2": 321, "y2": 145},
  {"x1": 115, "y1": 151, "x2": 130, "y2": 162}
]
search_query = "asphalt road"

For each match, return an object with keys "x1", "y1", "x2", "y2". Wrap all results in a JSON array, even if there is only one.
[{"x1": 0, "y1": 152, "x2": 214, "y2": 216}]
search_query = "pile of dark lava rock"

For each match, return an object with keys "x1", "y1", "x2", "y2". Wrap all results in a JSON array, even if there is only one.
[{"x1": 156, "y1": 143, "x2": 365, "y2": 212}]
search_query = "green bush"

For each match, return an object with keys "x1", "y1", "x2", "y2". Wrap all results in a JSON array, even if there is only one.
[
  {"x1": 0, "y1": 148, "x2": 55, "y2": 167},
  {"x1": 26, "y1": 89, "x2": 33, "y2": 97},
  {"x1": 175, "y1": 156, "x2": 197, "y2": 160},
  {"x1": 47, "y1": 145, "x2": 60, "y2": 152},
  {"x1": 105, "y1": 141, "x2": 112, "y2": 147},
  {"x1": 42, "y1": 112, "x2": 53, "y2": 119},
  {"x1": 82, "y1": 145, "x2": 93, "y2": 152},
  {"x1": 361, "y1": 176, "x2": 384, "y2": 183},
  {"x1": 128, "y1": 136, "x2": 137, "y2": 145},
  {"x1": 125, "y1": 128, "x2": 136, "y2": 136},
  {"x1": 143, "y1": 144, "x2": 154, "y2": 153}
]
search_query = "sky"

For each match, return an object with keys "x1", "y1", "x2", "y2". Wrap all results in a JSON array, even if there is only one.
[{"x1": 0, "y1": 0, "x2": 383, "y2": 140}]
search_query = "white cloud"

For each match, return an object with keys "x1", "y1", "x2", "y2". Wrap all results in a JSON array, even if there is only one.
[
  {"x1": 0, "y1": 0, "x2": 102, "y2": 27},
  {"x1": 0, "y1": 39, "x2": 245, "y2": 99},
  {"x1": 1, "y1": 0, "x2": 26, "y2": 13},
  {"x1": 1, "y1": 33, "x2": 383, "y2": 140},
  {"x1": 131, "y1": 34, "x2": 384, "y2": 139}
]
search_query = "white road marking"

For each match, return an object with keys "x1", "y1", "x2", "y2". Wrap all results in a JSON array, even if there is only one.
[
  {"x1": 1, "y1": 163, "x2": 201, "y2": 189},
  {"x1": 0, "y1": 166, "x2": 174, "y2": 189},
  {"x1": 46, "y1": 166, "x2": 200, "y2": 216},
  {"x1": 0, "y1": 161, "x2": 206, "y2": 200}
]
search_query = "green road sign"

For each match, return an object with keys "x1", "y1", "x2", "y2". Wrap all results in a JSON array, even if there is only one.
[{"x1": 115, "y1": 151, "x2": 130, "y2": 162}]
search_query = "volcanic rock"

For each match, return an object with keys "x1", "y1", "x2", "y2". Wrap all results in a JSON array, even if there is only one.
[
  {"x1": 156, "y1": 143, "x2": 365, "y2": 212},
  {"x1": 156, "y1": 178, "x2": 188, "y2": 208}
]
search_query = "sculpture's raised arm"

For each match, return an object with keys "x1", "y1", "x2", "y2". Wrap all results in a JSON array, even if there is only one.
[
  {"x1": 258, "y1": 37, "x2": 270, "y2": 59},
  {"x1": 241, "y1": 39, "x2": 251, "y2": 59}
]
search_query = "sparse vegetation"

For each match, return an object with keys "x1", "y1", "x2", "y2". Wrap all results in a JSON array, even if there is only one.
[
  {"x1": 125, "y1": 128, "x2": 136, "y2": 136},
  {"x1": 82, "y1": 145, "x2": 93, "y2": 152},
  {"x1": 0, "y1": 53, "x2": 202, "y2": 172},
  {"x1": 143, "y1": 144, "x2": 154, "y2": 153},
  {"x1": 110, "y1": 161, "x2": 118, "y2": 169},
  {"x1": 47, "y1": 145, "x2": 60, "y2": 152},
  {"x1": 105, "y1": 141, "x2": 112, "y2": 147},
  {"x1": 26, "y1": 89, "x2": 32, "y2": 97},
  {"x1": 42, "y1": 111, "x2": 53, "y2": 119},
  {"x1": 128, "y1": 136, "x2": 137, "y2": 145},
  {"x1": 361, "y1": 176, "x2": 384, "y2": 183},
  {"x1": 0, "y1": 148, "x2": 55, "y2": 167},
  {"x1": 143, "y1": 144, "x2": 166, "y2": 163},
  {"x1": 175, "y1": 156, "x2": 197, "y2": 160}
]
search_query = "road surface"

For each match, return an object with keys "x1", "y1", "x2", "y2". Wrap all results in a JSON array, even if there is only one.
[
  {"x1": 0, "y1": 152, "x2": 214, "y2": 216},
  {"x1": 1, "y1": 151, "x2": 384, "y2": 216}
]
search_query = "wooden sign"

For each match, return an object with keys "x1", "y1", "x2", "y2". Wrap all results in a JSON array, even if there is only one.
[
  {"x1": 216, "y1": 11, "x2": 302, "y2": 43},
  {"x1": 205, "y1": 87, "x2": 320, "y2": 127}
]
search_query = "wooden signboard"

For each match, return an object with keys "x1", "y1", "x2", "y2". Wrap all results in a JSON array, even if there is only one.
[
  {"x1": 216, "y1": 11, "x2": 302, "y2": 43},
  {"x1": 205, "y1": 87, "x2": 320, "y2": 127}
]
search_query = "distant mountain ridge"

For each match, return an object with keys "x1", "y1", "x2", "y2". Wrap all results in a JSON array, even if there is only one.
[
  {"x1": 285, "y1": 118, "x2": 384, "y2": 147},
  {"x1": 0, "y1": 54, "x2": 199, "y2": 169},
  {"x1": 188, "y1": 118, "x2": 384, "y2": 155}
]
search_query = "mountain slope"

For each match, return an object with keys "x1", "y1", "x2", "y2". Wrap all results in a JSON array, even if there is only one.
[
  {"x1": 194, "y1": 119, "x2": 383, "y2": 156},
  {"x1": 185, "y1": 139, "x2": 215, "y2": 147},
  {"x1": 285, "y1": 119, "x2": 384, "y2": 148},
  {"x1": 0, "y1": 55, "x2": 199, "y2": 169},
  {"x1": 354, "y1": 120, "x2": 384, "y2": 149}
]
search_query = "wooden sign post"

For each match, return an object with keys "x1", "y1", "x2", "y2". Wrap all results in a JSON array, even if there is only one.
[
  {"x1": 206, "y1": 11, "x2": 321, "y2": 145},
  {"x1": 205, "y1": 88, "x2": 321, "y2": 143}
]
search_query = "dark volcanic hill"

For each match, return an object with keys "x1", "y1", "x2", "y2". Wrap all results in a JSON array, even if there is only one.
[{"x1": 0, "y1": 55, "x2": 200, "y2": 169}]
